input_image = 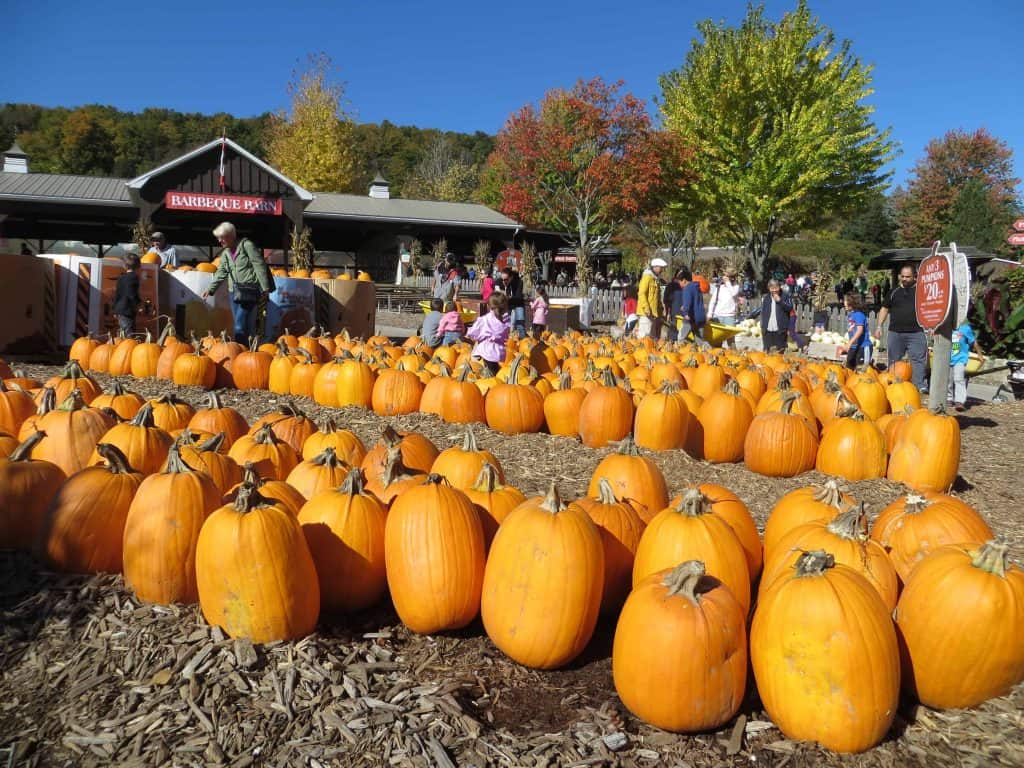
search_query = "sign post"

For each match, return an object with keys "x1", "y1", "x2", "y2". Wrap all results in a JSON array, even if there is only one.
[{"x1": 917, "y1": 242, "x2": 954, "y2": 411}]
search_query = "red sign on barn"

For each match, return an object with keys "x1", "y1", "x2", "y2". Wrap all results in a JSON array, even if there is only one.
[
  {"x1": 164, "y1": 191, "x2": 283, "y2": 216},
  {"x1": 915, "y1": 251, "x2": 953, "y2": 331}
]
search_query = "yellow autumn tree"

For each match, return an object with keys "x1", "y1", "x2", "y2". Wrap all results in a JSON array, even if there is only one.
[{"x1": 268, "y1": 53, "x2": 355, "y2": 193}]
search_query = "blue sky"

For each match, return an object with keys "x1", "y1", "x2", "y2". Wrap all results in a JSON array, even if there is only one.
[{"x1": 6, "y1": 0, "x2": 1022, "y2": 189}]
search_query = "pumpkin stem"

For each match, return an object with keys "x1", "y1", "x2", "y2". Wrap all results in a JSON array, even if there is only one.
[
  {"x1": 774, "y1": 371, "x2": 793, "y2": 391},
  {"x1": 903, "y1": 494, "x2": 929, "y2": 515},
  {"x1": 471, "y1": 462, "x2": 502, "y2": 493},
  {"x1": 378, "y1": 447, "x2": 416, "y2": 487},
  {"x1": 594, "y1": 476, "x2": 618, "y2": 505},
  {"x1": 232, "y1": 481, "x2": 274, "y2": 514},
  {"x1": 241, "y1": 462, "x2": 264, "y2": 487},
  {"x1": 506, "y1": 354, "x2": 527, "y2": 383},
  {"x1": 723, "y1": 378, "x2": 742, "y2": 396},
  {"x1": 61, "y1": 359, "x2": 89, "y2": 380},
  {"x1": 794, "y1": 549, "x2": 836, "y2": 577},
  {"x1": 611, "y1": 434, "x2": 641, "y2": 457},
  {"x1": 379, "y1": 425, "x2": 403, "y2": 449},
  {"x1": 129, "y1": 401, "x2": 156, "y2": 428},
  {"x1": 196, "y1": 431, "x2": 227, "y2": 454},
  {"x1": 10, "y1": 430, "x2": 47, "y2": 461},
  {"x1": 206, "y1": 391, "x2": 224, "y2": 410},
  {"x1": 778, "y1": 389, "x2": 800, "y2": 415},
  {"x1": 56, "y1": 389, "x2": 86, "y2": 412},
  {"x1": 675, "y1": 488, "x2": 711, "y2": 517},
  {"x1": 338, "y1": 467, "x2": 366, "y2": 496},
  {"x1": 834, "y1": 394, "x2": 861, "y2": 419},
  {"x1": 163, "y1": 441, "x2": 192, "y2": 474},
  {"x1": 253, "y1": 422, "x2": 281, "y2": 445},
  {"x1": 96, "y1": 443, "x2": 136, "y2": 475},
  {"x1": 825, "y1": 503, "x2": 869, "y2": 541},
  {"x1": 538, "y1": 482, "x2": 565, "y2": 514},
  {"x1": 276, "y1": 339, "x2": 289, "y2": 357},
  {"x1": 459, "y1": 426, "x2": 481, "y2": 453},
  {"x1": 156, "y1": 322, "x2": 175, "y2": 345},
  {"x1": 969, "y1": 540, "x2": 1009, "y2": 578},
  {"x1": 456, "y1": 363, "x2": 474, "y2": 383},
  {"x1": 317, "y1": 416, "x2": 339, "y2": 434},
  {"x1": 813, "y1": 479, "x2": 849, "y2": 509},
  {"x1": 102, "y1": 380, "x2": 127, "y2": 397},
  {"x1": 310, "y1": 446, "x2": 344, "y2": 468},
  {"x1": 296, "y1": 347, "x2": 314, "y2": 364},
  {"x1": 662, "y1": 560, "x2": 710, "y2": 604},
  {"x1": 600, "y1": 366, "x2": 617, "y2": 387},
  {"x1": 34, "y1": 387, "x2": 57, "y2": 416},
  {"x1": 423, "y1": 473, "x2": 446, "y2": 486}
]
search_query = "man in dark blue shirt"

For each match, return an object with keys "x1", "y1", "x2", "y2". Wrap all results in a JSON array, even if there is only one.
[{"x1": 670, "y1": 267, "x2": 706, "y2": 343}]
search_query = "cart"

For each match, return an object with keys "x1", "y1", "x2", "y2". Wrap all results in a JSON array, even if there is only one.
[
  {"x1": 418, "y1": 301, "x2": 477, "y2": 325},
  {"x1": 674, "y1": 316, "x2": 745, "y2": 348}
]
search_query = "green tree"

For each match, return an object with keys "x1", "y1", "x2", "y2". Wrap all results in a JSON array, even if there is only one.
[
  {"x1": 267, "y1": 53, "x2": 356, "y2": 192},
  {"x1": 839, "y1": 190, "x2": 896, "y2": 250},
  {"x1": 60, "y1": 106, "x2": 116, "y2": 174},
  {"x1": 403, "y1": 135, "x2": 480, "y2": 202},
  {"x1": 659, "y1": 1, "x2": 895, "y2": 285},
  {"x1": 942, "y1": 179, "x2": 1013, "y2": 252}
]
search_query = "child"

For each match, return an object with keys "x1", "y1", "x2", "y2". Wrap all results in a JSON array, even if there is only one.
[
  {"x1": 622, "y1": 285, "x2": 639, "y2": 337},
  {"x1": 113, "y1": 254, "x2": 142, "y2": 334},
  {"x1": 420, "y1": 298, "x2": 443, "y2": 347},
  {"x1": 530, "y1": 287, "x2": 549, "y2": 336},
  {"x1": 949, "y1": 319, "x2": 984, "y2": 411},
  {"x1": 437, "y1": 301, "x2": 466, "y2": 346},
  {"x1": 844, "y1": 292, "x2": 872, "y2": 370},
  {"x1": 467, "y1": 293, "x2": 510, "y2": 376}
]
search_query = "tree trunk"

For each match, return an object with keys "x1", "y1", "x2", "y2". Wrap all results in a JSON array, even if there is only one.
[
  {"x1": 576, "y1": 245, "x2": 593, "y2": 293},
  {"x1": 747, "y1": 228, "x2": 776, "y2": 288}
]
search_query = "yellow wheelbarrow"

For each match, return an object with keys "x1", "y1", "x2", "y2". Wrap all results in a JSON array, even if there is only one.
[
  {"x1": 675, "y1": 317, "x2": 745, "y2": 348},
  {"x1": 419, "y1": 300, "x2": 477, "y2": 325}
]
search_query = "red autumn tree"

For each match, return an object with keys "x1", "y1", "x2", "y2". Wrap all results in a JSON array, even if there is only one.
[
  {"x1": 894, "y1": 128, "x2": 1020, "y2": 248},
  {"x1": 482, "y1": 78, "x2": 691, "y2": 289}
]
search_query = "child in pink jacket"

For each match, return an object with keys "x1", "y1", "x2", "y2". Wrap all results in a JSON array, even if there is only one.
[
  {"x1": 437, "y1": 301, "x2": 466, "y2": 346},
  {"x1": 530, "y1": 287, "x2": 549, "y2": 336},
  {"x1": 467, "y1": 293, "x2": 510, "y2": 375}
]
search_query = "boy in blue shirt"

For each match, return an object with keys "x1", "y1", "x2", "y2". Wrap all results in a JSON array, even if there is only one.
[
  {"x1": 949, "y1": 320, "x2": 984, "y2": 411},
  {"x1": 844, "y1": 292, "x2": 872, "y2": 370}
]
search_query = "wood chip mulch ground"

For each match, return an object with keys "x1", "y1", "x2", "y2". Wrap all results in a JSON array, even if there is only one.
[{"x1": 2, "y1": 364, "x2": 1023, "y2": 768}]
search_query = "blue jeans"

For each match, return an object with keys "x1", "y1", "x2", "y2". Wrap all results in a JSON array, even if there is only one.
[
  {"x1": 511, "y1": 306, "x2": 526, "y2": 336},
  {"x1": 441, "y1": 331, "x2": 462, "y2": 346},
  {"x1": 232, "y1": 301, "x2": 259, "y2": 345},
  {"x1": 887, "y1": 330, "x2": 928, "y2": 389}
]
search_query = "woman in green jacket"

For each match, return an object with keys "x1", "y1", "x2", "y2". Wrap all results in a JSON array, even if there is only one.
[{"x1": 202, "y1": 221, "x2": 274, "y2": 343}]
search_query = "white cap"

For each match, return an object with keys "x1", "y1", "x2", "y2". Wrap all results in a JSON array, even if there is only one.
[{"x1": 650, "y1": 258, "x2": 668, "y2": 268}]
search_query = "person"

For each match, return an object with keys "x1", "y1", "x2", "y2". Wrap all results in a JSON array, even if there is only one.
[
  {"x1": 202, "y1": 222, "x2": 274, "y2": 344},
  {"x1": 113, "y1": 254, "x2": 142, "y2": 334},
  {"x1": 759, "y1": 279, "x2": 792, "y2": 352},
  {"x1": 149, "y1": 231, "x2": 178, "y2": 268},
  {"x1": 530, "y1": 286, "x2": 549, "y2": 336},
  {"x1": 420, "y1": 298, "x2": 444, "y2": 347},
  {"x1": 499, "y1": 268, "x2": 526, "y2": 336},
  {"x1": 708, "y1": 268, "x2": 743, "y2": 348},
  {"x1": 871, "y1": 282, "x2": 882, "y2": 309},
  {"x1": 433, "y1": 256, "x2": 461, "y2": 303},
  {"x1": 467, "y1": 293, "x2": 510, "y2": 376},
  {"x1": 481, "y1": 269, "x2": 496, "y2": 307},
  {"x1": 786, "y1": 273, "x2": 796, "y2": 292},
  {"x1": 622, "y1": 285, "x2": 639, "y2": 337},
  {"x1": 467, "y1": 267, "x2": 476, "y2": 281},
  {"x1": 670, "y1": 267, "x2": 706, "y2": 343},
  {"x1": 875, "y1": 265, "x2": 928, "y2": 391},
  {"x1": 636, "y1": 258, "x2": 667, "y2": 339},
  {"x1": 949, "y1": 318, "x2": 985, "y2": 411},
  {"x1": 555, "y1": 269, "x2": 568, "y2": 287},
  {"x1": 437, "y1": 301, "x2": 466, "y2": 346},
  {"x1": 844, "y1": 292, "x2": 872, "y2": 370}
]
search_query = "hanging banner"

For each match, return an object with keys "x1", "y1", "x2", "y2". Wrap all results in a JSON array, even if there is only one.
[
  {"x1": 164, "y1": 191, "x2": 283, "y2": 216},
  {"x1": 916, "y1": 242, "x2": 953, "y2": 331}
]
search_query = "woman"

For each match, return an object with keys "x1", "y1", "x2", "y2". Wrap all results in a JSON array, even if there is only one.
[
  {"x1": 202, "y1": 222, "x2": 274, "y2": 344},
  {"x1": 708, "y1": 268, "x2": 743, "y2": 348},
  {"x1": 759, "y1": 280, "x2": 792, "y2": 352}
]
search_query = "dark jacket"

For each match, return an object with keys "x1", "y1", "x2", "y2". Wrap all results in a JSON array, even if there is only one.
[
  {"x1": 113, "y1": 270, "x2": 141, "y2": 316},
  {"x1": 670, "y1": 281, "x2": 706, "y2": 325},
  {"x1": 759, "y1": 294, "x2": 792, "y2": 334},
  {"x1": 500, "y1": 272, "x2": 525, "y2": 309}
]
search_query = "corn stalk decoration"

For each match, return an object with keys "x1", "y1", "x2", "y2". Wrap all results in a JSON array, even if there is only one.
[
  {"x1": 131, "y1": 219, "x2": 155, "y2": 258},
  {"x1": 289, "y1": 225, "x2": 315, "y2": 272},
  {"x1": 409, "y1": 239, "x2": 426, "y2": 277},
  {"x1": 473, "y1": 239, "x2": 491, "y2": 277},
  {"x1": 520, "y1": 241, "x2": 537, "y2": 291}
]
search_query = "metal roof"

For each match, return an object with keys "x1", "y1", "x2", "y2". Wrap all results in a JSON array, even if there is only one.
[
  {"x1": 306, "y1": 192, "x2": 521, "y2": 229},
  {"x1": 868, "y1": 246, "x2": 996, "y2": 270},
  {"x1": 0, "y1": 171, "x2": 131, "y2": 205}
]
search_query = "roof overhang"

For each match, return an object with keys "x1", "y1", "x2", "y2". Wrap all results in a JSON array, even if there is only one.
[
  {"x1": 126, "y1": 137, "x2": 314, "y2": 202},
  {"x1": 304, "y1": 209, "x2": 520, "y2": 229}
]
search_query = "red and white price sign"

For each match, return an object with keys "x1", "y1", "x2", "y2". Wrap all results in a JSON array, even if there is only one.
[
  {"x1": 1013, "y1": 217, "x2": 1024, "y2": 232},
  {"x1": 916, "y1": 247, "x2": 952, "y2": 331},
  {"x1": 1008, "y1": 232, "x2": 1024, "y2": 246}
]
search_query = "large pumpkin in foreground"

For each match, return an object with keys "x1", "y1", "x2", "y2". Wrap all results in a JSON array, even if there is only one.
[
  {"x1": 751, "y1": 550, "x2": 899, "y2": 753},
  {"x1": 613, "y1": 560, "x2": 747, "y2": 732},
  {"x1": 481, "y1": 484, "x2": 604, "y2": 669},
  {"x1": 895, "y1": 540, "x2": 1024, "y2": 709}
]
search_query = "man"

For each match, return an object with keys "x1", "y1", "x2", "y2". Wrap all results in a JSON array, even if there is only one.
[
  {"x1": 149, "y1": 232, "x2": 178, "y2": 268},
  {"x1": 670, "y1": 267, "x2": 706, "y2": 343},
  {"x1": 636, "y1": 258, "x2": 666, "y2": 339},
  {"x1": 433, "y1": 256, "x2": 461, "y2": 303},
  {"x1": 876, "y1": 265, "x2": 928, "y2": 391},
  {"x1": 499, "y1": 268, "x2": 526, "y2": 335}
]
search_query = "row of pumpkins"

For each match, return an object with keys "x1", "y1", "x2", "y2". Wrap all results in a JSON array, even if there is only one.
[
  {"x1": 64, "y1": 326, "x2": 957, "y2": 492},
  {"x1": 141, "y1": 251, "x2": 373, "y2": 282},
  {"x1": 0, "y1": 361, "x2": 1020, "y2": 754}
]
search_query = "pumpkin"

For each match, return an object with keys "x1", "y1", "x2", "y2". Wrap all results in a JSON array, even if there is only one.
[
  {"x1": 228, "y1": 423, "x2": 299, "y2": 481},
  {"x1": 195, "y1": 482, "x2": 320, "y2": 642},
  {"x1": 895, "y1": 540, "x2": 1024, "y2": 709},
  {"x1": 481, "y1": 483, "x2": 603, "y2": 668},
  {"x1": 363, "y1": 448, "x2": 427, "y2": 507},
  {"x1": 90, "y1": 380, "x2": 145, "y2": 421},
  {"x1": 172, "y1": 346, "x2": 217, "y2": 389},
  {"x1": 463, "y1": 462, "x2": 526, "y2": 548},
  {"x1": 633, "y1": 382, "x2": 689, "y2": 451},
  {"x1": 174, "y1": 430, "x2": 242, "y2": 496},
  {"x1": 232, "y1": 338, "x2": 274, "y2": 390},
  {"x1": 128, "y1": 328, "x2": 163, "y2": 378},
  {"x1": 543, "y1": 372, "x2": 586, "y2": 437},
  {"x1": 696, "y1": 379, "x2": 753, "y2": 463},
  {"x1": 433, "y1": 364, "x2": 487, "y2": 424},
  {"x1": 849, "y1": 375, "x2": 890, "y2": 421},
  {"x1": 743, "y1": 390, "x2": 819, "y2": 477},
  {"x1": 385, "y1": 475, "x2": 485, "y2": 634},
  {"x1": 761, "y1": 503, "x2": 898, "y2": 610},
  {"x1": 764, "y1": 478, "x2": 854, "y2": 556},
  {"x1": 186, "y1": 392, "x2": 249, "y2": 448},
  {"x1": 335, "y1": 355, "x2": 377, "y2": 408},
  {"x1": 613, "y1": 561, "x2": 747, "y2": 732},
  {"x1": 147, "y1": 393, "x2": 195, "y2": 433},
  {"x1": 751, "y1": 550, "x2": 900, "y2": 753},
  {"x1": 155, "y1": 330, "x2": 191, "y2": 379},
  {"x1": 809, "y1": 370, "x2": 860, "y2": 428},
  {"x1": 38, "y1": 444, "x2": 144, "y2": 573},
  {"x1": 287, "y1": 348, "x2": 322, "y2": 397},
  {"x1": 429, "y1": 427, "x2": 504, "y2": 490},
  {"x1": 18, "y1": 387, "x2": 56, "y2": 441},
  {"x1": 122, "y1": 442, "x2": 222, "y2": 604},
  {"x1": 89, "y1": 401, "x2": 173, "y2": 475},
  {"x1": 45, "y1": 360, "x2": 101, "y2": 404},
  {"x1": 484, "y1": 357, "x2": 546, "y2": 434},
  {"x1": 69, "y1": 334, "x2": 100, "y2": 369},
  {"x1": 870, "y1": 493, "x2": 993, "y2": 582},
  {"x1": 249, "y1": 402, "x2": 318, "y2": 455},
  {"x1": 107, "y1": 334, "x2": 139, "y2": 377},
  {"x1": 301, "y1": 417, "x2": 366, "y2": 464},
  {"x1": 632, "y1": 488, "x2": 751, "y2": 615},
  {"x1": 0, "y1": 432, "x2": 67, "y2": 549},
  {"x1": 578, "y1": 367, "x2": 635, "y2": 448},
  {"x1": 885, "y1": 378, "x2": 921, "y2": 413},
  {"x1": 87, "y1": 336, "x2": 116, "y2": 373},
  {"x1": 886, "y1": 407, "x2": 961, "y2": 493},
  {"x1": 285, "y1": 446, "x2": 350, "y2": 500},
  {"x1": 371, "y1": 367, "x2": 423, "y2": 416},
  {"x1": 360, "y1": 426, "x2": 438, "y2": 478},
  {"x1": 0, "y1": 379, "x2": 37, "y2": 437},
  {"x1": 815, "y1": 402, "x2": 887, "y2": 481},
  {"x1": 686, "y1": 483, "x2": 762, "y2": 579},
  {"x1": 587, "y1": 436, "x2": 669, "y2": 523},
  {"x1": 30, "y1": 390, "x2": 116, "y2": 476},
  {"x1": 268, "y1": 340, "x2": 298, "y2": 394},
  {"x1": 568, "y1": 477, "x2": 645, "y2": 614},
  {"x1": 298, "y1": 467, "x2": 388, "y2": 613},
  {"x1": 311, "y1": 356, "x2": 346, "y2": 406}
]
